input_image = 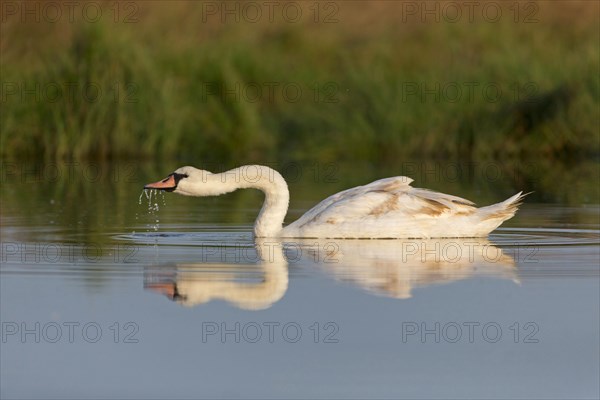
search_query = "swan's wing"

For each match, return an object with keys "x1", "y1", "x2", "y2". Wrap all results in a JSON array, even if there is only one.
[
  {"x1": 284, "y1": 176, "x2": 477, "y2": 236},
  {"x1": 288, "y1": 176, "x2": 413, "y2": 225}
]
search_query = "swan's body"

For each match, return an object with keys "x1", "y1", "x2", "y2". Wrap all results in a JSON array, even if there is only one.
[{"x1": 145, "y1": 165, "x2": 525, "y2": 238}]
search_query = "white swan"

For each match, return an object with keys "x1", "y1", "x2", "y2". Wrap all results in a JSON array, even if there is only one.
[{"x1": 144, "y1": 165, "x2": 525, "y2": 238}]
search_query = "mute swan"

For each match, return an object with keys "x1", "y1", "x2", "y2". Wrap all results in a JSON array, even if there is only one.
[{"x1": 144, "y1": 165, "x2": 525, "y2": 238}]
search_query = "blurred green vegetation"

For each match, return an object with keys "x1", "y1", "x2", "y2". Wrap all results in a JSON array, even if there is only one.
[{"x1": 1, "y1": 1, "x2": 598, "y2": 163}]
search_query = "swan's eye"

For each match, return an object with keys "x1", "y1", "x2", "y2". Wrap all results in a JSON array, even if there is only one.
[{"x1": 172, "y1": 173, "x2": 188, "y2": 185}]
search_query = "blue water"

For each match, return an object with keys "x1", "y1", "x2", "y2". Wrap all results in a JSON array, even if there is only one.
[{"x1": 1, "y1": 163, "x2": 599, "y2": 399}]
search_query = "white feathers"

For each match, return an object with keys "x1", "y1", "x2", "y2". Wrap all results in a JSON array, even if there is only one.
[{"x1": 282, "y1": 177, "x2": 524, "y2": 238}]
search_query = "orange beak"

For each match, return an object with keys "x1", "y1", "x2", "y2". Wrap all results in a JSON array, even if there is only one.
[
  {"x1": 144, "y1": 174, "x2": 177, "y2": 191},
  {"x1": 146, "y1": 282, "x2": 176, "y2": 299}
]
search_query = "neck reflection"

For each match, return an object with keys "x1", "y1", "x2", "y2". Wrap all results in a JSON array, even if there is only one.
[{"x1": 145, "y1": 239, "x2": 288, "y2": 310}]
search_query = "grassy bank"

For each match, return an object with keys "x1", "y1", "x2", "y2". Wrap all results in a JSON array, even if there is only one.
[{"x1": 1, "y1": 1, "x2": 598, "y2": 163}]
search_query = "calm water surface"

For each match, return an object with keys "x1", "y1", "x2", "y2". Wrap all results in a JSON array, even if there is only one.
[{"x1": 1, "y1": 160, "x2": 599, "y2": 399}]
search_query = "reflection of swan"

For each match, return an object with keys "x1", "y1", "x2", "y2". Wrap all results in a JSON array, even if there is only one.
[
  {"x1": 145, "y1": 238, "x2": 517, "y2": 309},
  {"x1": 144, "y1": 165, "x2": 525, "y2": 238},
  {"x1": 292, "y1": 238, "x2": 518, "y2": 299},
  {"x1": 145, "y1": 239, "x2": 288, "y2": 310}
]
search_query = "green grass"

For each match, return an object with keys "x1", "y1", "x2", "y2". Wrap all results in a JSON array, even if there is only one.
[{"x1": 1, "y1": 1, "x2": 598, "y2": 163}]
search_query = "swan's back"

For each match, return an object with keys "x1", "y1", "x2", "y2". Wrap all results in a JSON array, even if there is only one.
[{"x1": 282, "y1": 176, "x2": 524, "y2": 238}]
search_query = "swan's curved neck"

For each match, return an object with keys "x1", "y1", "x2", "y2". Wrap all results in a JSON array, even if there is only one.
[{"x1": 208, "y1": 166, "x2": 289, "y2": 237}]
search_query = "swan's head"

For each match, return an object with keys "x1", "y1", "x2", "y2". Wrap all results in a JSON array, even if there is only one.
[{"x1": 144, "y1": 166, "x2": 212, "y2": 196}]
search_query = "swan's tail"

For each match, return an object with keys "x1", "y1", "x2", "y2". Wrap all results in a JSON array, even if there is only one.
[{"x1": 478, "y1": 191, "x2": 529, "y2": 223}]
